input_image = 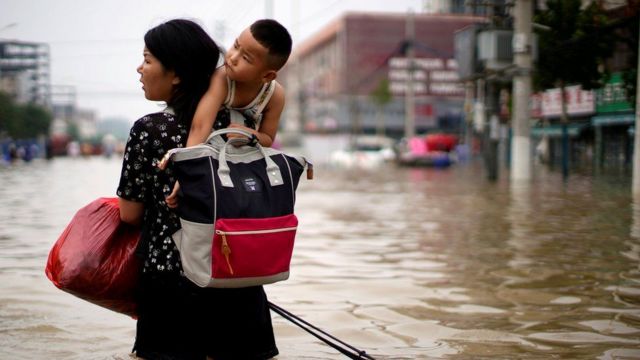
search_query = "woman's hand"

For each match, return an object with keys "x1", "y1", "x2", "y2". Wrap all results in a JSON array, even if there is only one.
[{"x1": 165, "y1": 182, "x2": 180, "y2": 209}]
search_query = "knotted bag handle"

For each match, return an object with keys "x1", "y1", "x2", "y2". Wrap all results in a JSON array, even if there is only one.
[{"x1": 208, "y1": 128, "x2": 284, "y2": 188}]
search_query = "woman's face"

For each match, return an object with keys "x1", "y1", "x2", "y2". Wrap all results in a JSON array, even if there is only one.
[{"x1": 136, "y1": 47, "x2": 178, "y2": 102}]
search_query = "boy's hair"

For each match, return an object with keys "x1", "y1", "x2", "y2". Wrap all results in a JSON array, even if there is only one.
[{"x1": 250, "y1": 19, "x2": 292, "y2": 71}]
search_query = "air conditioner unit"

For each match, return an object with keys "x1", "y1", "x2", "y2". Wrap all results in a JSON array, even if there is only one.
[{"x1": 477, "y1": 30, "x2": 513, "y2": 70}]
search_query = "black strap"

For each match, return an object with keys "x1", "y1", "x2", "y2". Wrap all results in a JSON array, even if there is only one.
[{"x1": 268, "y1": 301, "x2": 376, "y2": 359}]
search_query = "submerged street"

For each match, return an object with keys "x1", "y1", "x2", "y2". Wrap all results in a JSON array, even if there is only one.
[{"x1": 0, "y1": 146, "x2": 639, "y2": 359}]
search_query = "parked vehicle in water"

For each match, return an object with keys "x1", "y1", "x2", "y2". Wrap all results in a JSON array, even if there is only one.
[
  {"x1": 329, "y1": 135, "x2": 395, "y2": 169},
  {"x1": 395, "y1": 133, "x2": 458, "y2": 167}
]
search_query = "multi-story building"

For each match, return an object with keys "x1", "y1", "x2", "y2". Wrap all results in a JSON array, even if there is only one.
[
  {"x1": 279, "y1": 11, "x2": 485, "y2": 138},
  {"x1": 50, "y1": 85, "x2": 97, "y2": 140},
  {"x1": 0, "y1": 40, "x2": 51, "y2": 107}
]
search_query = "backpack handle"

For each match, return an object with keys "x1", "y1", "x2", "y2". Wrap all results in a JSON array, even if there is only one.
[{"x1": 215, "y1": 132, "x2": 284, "y2": 188}]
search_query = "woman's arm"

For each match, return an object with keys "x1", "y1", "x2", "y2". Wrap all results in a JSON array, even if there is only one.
[
  {"x1": 116, "y1": 119, "x2": 148, "y2": 225},
  {"x1": 119, "y1": 197, "x2": 144, "y2": 225}
]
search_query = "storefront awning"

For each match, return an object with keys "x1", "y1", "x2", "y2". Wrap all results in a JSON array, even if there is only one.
[
  {"x1": 530, "y1": 123, "x2": 588, "y2": 138},
  {"x1": 591, "y1": 113, "x2": 635, "y2": 126}
]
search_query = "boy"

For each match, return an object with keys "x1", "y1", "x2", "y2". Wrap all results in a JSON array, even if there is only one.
[
  {"x1": 189, "y1": 18, "x2": 291, "y2": 148},
  {"x1": 163, "y1": 19, "x2": 292, "y2": 206}
]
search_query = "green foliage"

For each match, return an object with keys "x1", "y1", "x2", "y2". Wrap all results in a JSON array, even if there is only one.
[
  {"x1": 534, "y1": 0, "x2": 615, "y2": 91},
  {"x1": 0, "y1": 91, "x2": 52, "y2": 139},
  {"x1": 66, "y1": 121, "x2": 80, "y2": 141},
  {"x1": 0, "y1": 92, "x2": 18, "y2": 135},
  {"x1": 370, "y1": 78, "x2": 392, "y2": 107},
  {"x1": 617, "y1": 3, "x2": 639, "y2": 108},
  {"x1": 16, "y1": 104, "x2": 52, "y2": 138},
  {"x1": 370, "y1": 78, "x2": 393, "y2": 136}
]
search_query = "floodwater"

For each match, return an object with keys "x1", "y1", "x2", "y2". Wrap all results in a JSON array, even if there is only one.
[{"x1": 1, "y1": 141, "x2": 640, "y2": 359}]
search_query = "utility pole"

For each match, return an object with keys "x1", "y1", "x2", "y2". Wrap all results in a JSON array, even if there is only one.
[
  {"x1": 293, "y1": 0, "x2": 304, "y2": 137},
  {"x1": 510, "y1": 0, "x2": 533, "y2": 181},
  {"x1": 633, "y1": 20, "x2": 640, "y2": 195},
  {"x1": 404, "y1": 9, "x2": 416, "y2": 139}
]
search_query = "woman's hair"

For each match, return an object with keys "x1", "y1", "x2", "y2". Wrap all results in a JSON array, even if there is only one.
[{"x1": 144, "y1": 19, "x2": 220, "y2": 127}]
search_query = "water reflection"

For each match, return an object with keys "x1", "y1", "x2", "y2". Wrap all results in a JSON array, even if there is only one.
[{"x1": 1, "y1": 157, "x2": 640, "y2": 359}]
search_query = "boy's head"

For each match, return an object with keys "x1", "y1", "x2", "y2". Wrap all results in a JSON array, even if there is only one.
[{"x1": 250, "y1": 19, "x2": 292, "y2": 71}]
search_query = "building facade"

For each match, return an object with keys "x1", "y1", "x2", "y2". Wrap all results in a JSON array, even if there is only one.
[
  {"x1": 0, "y1": 40, "x2": 51, "y2": 107},
  {"x1": 279, "y1": 12, "x2": 485, "y2": 139}
]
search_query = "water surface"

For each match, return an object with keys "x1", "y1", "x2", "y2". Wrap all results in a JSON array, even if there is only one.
[{"x1": 0, "y1": 152, "x2": 639, "y2": 359}]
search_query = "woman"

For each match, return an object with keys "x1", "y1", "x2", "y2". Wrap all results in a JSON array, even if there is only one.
[{"x1": 117, "y1": 19, "x2": 279, "y2": 360}]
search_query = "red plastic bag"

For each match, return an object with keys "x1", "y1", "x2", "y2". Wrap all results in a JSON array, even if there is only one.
[{"x1": 45, "y1": 197, "x2": 141, "y2": 317}]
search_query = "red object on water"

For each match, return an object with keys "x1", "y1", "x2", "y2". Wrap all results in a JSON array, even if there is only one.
[
  {"x1": 45, "y1": 197, "x2": 141, "y2": 317},
  {"x1": 425, "y1": 134, "x2": 457, "y2": 152}
]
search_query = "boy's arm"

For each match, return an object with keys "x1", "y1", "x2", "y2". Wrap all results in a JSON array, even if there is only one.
[
  {"x1": 187, "y1": 69, "x2": 227, "y2": 147},
  {"x1": 229, "y1": 82, "x2": 284, "y2": 147}
]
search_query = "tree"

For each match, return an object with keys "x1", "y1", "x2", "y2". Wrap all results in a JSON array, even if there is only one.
[
  {"x1": 370, "y1": 78, "x2": 392, "y2": 137},
  {"x1": 616, "y1": 1, "x2": 639, "y2": 109},
  {"x1": 534, "y1": 0, "x2": 615, "y2": 179},
  {"x1": 0, "y1": 92, "x2": 18, "y2": 136},
  {"x1": 0, "y1": 91, "x2": 53, "y2": 139},
  {"x1": 18, "y1": 104, "x2": 52, "y2": 138},
  {"x1": 66, "y1": 121, "x2": 80, "y2": 141}
]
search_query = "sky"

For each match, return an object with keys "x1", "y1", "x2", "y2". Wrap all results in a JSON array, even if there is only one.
[{"x1": 1, "y1": 0, "x2": 426, "y2": 123}]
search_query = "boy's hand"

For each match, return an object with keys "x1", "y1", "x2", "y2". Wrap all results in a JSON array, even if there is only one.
[
  {"x1": 227, "y1": 123, "x2": 265, "y2": 147},
  {"x1": 158, "y1": 152, "x2": 171, "y2": 170},
  {"x1": 226, "y1": 123, "x2": 253, "y2": 138},
  {"x1": 166, "y1": 182, "x2": 180, "y2": 209}
]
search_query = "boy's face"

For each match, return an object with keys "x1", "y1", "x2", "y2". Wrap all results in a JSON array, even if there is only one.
[{"x1": 225, "y1": 28, "x2": 275, "y2": 84}]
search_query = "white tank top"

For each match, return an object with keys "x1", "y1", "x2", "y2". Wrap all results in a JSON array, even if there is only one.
[{"x1": 223, "y1": 77, "x2": 276, "y2": 129}]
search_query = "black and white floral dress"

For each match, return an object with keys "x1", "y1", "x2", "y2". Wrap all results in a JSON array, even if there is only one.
[{"x1": 117, "y1": 109, "x2": 187, "y2": 274}]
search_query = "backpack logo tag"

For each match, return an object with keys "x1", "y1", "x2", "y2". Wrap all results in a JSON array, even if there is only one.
[{"x1": 242, "y1": 177, "x2": 262, "y2": 192}]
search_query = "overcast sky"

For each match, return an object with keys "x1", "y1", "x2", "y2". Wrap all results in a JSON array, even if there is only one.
[{"x1": 1, "y1": 0, "x2": 426, "y2": 123}]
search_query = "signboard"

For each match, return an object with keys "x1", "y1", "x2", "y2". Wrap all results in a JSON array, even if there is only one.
[
  {"x1": 530, "y1": 93, "x2": 542, "y2": 118},
  {"x1": 536, "y1": 85, "x2": 594, "y2": 118},
  {"x1": 595, "y1": 72, "x2": 632, "y2": 113},
  {"x1": 388, "y1": 56, "x2": 464, "y2": 97}
]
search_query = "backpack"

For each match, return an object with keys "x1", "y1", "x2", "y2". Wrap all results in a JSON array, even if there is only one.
[{"x1": 165, "y1": 128, "x2": 312, "y2": 288}]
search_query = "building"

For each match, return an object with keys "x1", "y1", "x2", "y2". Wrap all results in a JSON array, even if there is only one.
[
  {"x1": 0, "y1": 40, "x2": 51, "y2": 107},
  {"x1": 529, "y1": 1, "x2": 639, "y2": 171},
  {"x1": 279, "y1": 12, "x2": 485, "y2": 139},
  {"x1": 423, "y1": 0, "x2": 494, "y2": 16},
  {"x1": 590, "y1": 3, "x2": 639, "y2": 170},
  {"x1": 50, "y1": 85, "x2": 97, "y2": 140}
]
